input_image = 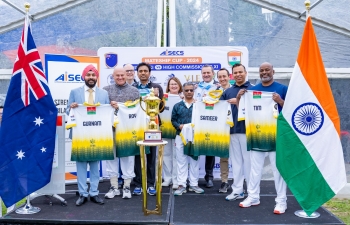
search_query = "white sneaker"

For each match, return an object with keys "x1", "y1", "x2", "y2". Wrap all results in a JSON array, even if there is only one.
[
  {"x1": 239, "y1": 196, "x2": 260, "y2": 208},
  {"x1": 122, "y1": 187, "x2": 132, "y2": 199},
  {"x1": 105, "y1": 186, "x2": 120, "y2": 199},
  {"x1": 225, "y1": 192, "x2": 244, "y2": 201},
  {"x1": 274, "y1": 203, "x2": 287, "y2": 214},
  {"x1": 162, "y1": 181, "x2": 171, "y2": 187},
  {"x1": 172, "y1": 184, "x2": 179, "y2": 190}
]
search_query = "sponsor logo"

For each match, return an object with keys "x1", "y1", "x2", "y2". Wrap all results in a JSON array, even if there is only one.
[
  {"x1": 129, "y1": 113, "x2": 137, "y2": 118},
  {"x1": 160, "y1": 49, "x2": 184, "y2": 56},
  {"x1": 55, "y1": 72, "x2": 84, "y2": 83}
]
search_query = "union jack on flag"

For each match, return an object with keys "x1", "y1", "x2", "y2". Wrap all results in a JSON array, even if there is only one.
[
  {"x1": 0, "y1": 14, "x2": 58, "y2": 207},
  {"x1": 12, "y1": 14, "x2": 48, "y2": 106}
]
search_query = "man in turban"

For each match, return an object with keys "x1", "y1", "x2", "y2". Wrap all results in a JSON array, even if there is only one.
[{"x1": 67, "y1": 64, "x2": 110, "y2": 206}]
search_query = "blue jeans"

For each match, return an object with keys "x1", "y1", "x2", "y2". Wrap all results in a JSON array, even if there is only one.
[{"x1": 76, "y1": 161, "x2": 99, "y2": 197}]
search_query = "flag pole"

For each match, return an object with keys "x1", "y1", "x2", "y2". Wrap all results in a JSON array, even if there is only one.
[
  {"x1": 293, "y1": 2, "x2": 320, "y2": 218},
  {"x1": 15, "y1": 3, "x2": 41, "y2": 215}
]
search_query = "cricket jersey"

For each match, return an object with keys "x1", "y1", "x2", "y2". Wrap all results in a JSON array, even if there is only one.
[
  {"x1": 66, "y1": 104, "x2": 115, "y2": 161},
  {"x1": 159, "y1": 93, "x2": 181, "y2": 139},
  {"x1": 191, "y1": 101, "x2": 233, "y2": 158},
  {"x1": 238, "y1": 90, "x2": 279, "y2": 152},
  {"x1": 114, "y1": 100, "x2": 148, "y2": 157}
]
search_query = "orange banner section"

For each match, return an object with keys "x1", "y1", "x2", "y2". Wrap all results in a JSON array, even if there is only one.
[{"x1": 142, "y1": 57, "x2": 202, "y2": 64}]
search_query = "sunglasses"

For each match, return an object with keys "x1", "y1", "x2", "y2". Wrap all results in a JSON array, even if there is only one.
[{"x1": 184, "y1": 89, "x2": 194, "y2": 92}]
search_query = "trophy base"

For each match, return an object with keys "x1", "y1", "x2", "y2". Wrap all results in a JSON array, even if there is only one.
[{"x1": 144, "y1": 131, "x2": 162, "y2": 142}]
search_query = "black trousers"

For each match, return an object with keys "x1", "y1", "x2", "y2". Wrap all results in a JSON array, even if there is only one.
[
  {"x1": 204, "y1": 155, "x2": 215, "y2": 181},
  {"x1": 134, "y1": 146, "x2": 156, "y2": 187}
]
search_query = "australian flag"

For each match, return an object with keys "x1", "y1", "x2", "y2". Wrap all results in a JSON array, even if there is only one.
[{"x1": 0, "y1": 14, "x2": 57, "y2": 207}]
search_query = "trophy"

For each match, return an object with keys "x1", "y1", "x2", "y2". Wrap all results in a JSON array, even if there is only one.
[{"x1": 140, "y1": 88, "x2": 165, "y2": 142}]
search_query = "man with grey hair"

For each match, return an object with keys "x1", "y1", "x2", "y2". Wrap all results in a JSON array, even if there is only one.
[
  {"x1": 124, "y1": 63, "x2": 137, "y2": 85},
  {"x1": 103, "y1": 67, "x2": 140, "y2": 199}
]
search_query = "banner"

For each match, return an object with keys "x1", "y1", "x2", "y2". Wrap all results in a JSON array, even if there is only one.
[{"x1": 97, "y1": 47, "x2": 249, "y2": 89}]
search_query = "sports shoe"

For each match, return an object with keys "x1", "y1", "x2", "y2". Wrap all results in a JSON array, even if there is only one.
[
  {"x1": 122, "y1": 187, "x2": 131, "y2": 199},
  {"x1": 147, "y1": 186, "x2": 156, "y2": 196},
  {"x1": 219, "y1": 182, "x2": 230, "y2": 193},
  {"x1": 133, "y1": 187, "x2": 142, "y2": 195},
  {"x1": 274, "y1": 203, "x2": 287, "y2": 214},
  {"x1": 206, "y1": 180, "x2": 214, "y2": 188},
  {"x1": 239, "y1": 196, "x2": 260, "y2": 208},
  {"x1": 189, "y1": 186, "x2": 204, "y2": 194},
  {"x1": 174, "y1": 185, "x2": 187, "y2": 196},
  {"x1": 162, "y1": 181, "x2": 171, "y2": 187},
  {"x1": 104, "y1": 186, "x2": 120, "y2": 199},
  {"x1": 172, "y1": 184, "x2": 179, "y2": 190},
  {"x1": 225, "y1": 192, "x2": 244, "y2": 201}
]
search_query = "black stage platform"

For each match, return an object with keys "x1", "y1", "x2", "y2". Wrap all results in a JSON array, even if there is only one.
[{"x1": 0, "y1": 180, "x2": 344, "y2": 225}]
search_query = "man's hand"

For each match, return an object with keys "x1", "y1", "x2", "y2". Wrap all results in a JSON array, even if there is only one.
[
  {"x1": 179, "y1": 124, "x2": 184, "y2": 130},
  {"x1": 227, "y1": 98, "x2": 237, "y2": 105},
  {"x1": 236, "y1": 89, "x2": 247, "y2": 100},
  {"x1": 70, "y1": 102, "x2": 78, "y2": 108},
  {"x1": 272, "y1": 93, "x2": 284, "y2": 107},
  {"x1": 110, "y1": 101, "x2": 119, "y2": 109}
]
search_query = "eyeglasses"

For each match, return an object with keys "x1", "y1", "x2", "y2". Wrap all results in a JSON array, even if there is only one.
[
  {"x1": 184, "y1": 89, "x2": 194, "y2": 92},
  {"x1": 126, "y1": 70, "x2": 134, "y2": 73}
]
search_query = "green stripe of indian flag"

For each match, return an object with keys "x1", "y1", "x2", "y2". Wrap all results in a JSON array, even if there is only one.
[{"x1": 277, "y1": 63, "x2": 346, "y2": 215}]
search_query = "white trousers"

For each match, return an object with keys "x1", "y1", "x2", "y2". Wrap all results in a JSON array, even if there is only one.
[
  {"x1": 248, "y1": 151, "x2": 287, "y2": 204},
  {"x1": 230, "y1": 134, "x2": 251, "y2": 194},
  {"x1": 162, "y1": 138, "x2": 177, "y2": 185},
  {"x1": 175, "y1": 135, "x2": 199, "y2": 187},
  {"x1": 105, "y1": 154, "x2": 135, "y2": 180}
]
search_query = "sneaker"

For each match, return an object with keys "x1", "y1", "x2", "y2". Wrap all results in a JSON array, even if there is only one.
[
  {"x1": 104, "y1": 186, "x2": 120, "y2": 199},
  {"x1": 239, "y1": 196, "x2": 260, "y2": 208},
  {"x1": 172, "y1": 184, "x2": 179, "y2": 190},
  {"x1": 225, "y1": 192, "x2": 244, "y2": 201},
  {"x1": 162, "y1": 181, "x2": 171, "y2": 187},
  {"x1": 274, "y1": 203, "x2": 287, "y2": 214},
  {"x1": 189, "y1": 186, "x2": 204, "y2": 194},
  {"x1": 219, "y1": 182, "x2": 230, "y2": 193},
  {"x1": 174, "y1": 185, "x2": 187, "y2": 196},
  {"x1": 147, "y1": 187, "x2": 156, "y2": 196},
  {"x1": 122, "y1": 187, "x2": 131, "y2": 199},
  {"x1": 206, "y1": 180, "x2": 214, "y2": 188},
  {"x1": 133, "y1": 187, "x2": 142, "y2": 196}
]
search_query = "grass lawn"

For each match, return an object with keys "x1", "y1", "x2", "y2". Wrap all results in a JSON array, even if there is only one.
[{"x1": 323, "y1": 198, "x2": 350, "y2": 224}]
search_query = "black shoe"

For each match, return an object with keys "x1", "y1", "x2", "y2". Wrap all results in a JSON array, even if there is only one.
[
  {"x1": 76, "y1": 195, "x2": 88, "y2": 206},
  {"x1": 90, "y1": 195, "x2": 104, "y2": 205},
  {"x1": 206, "y1": 180, "x2": 214, "y2": 188},
  {"x1": 218, "y1": 182, "x2": 230, "y2": 193}
]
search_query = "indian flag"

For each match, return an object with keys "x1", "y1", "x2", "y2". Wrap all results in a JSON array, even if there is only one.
[
  {"x1": 227, "y1": 51, "x2": 241, "y2": 66},
  {"x1": 276, "y1": 17, "x2": 346, "y2": 216}
]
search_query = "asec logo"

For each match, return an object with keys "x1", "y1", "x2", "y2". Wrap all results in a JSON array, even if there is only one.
[
  {"x1": 160, "y1": 49, "x2": 184, "y2": 56},
  {"x1": 55, "y1": 72, "x2": 84, "y2": 83}
]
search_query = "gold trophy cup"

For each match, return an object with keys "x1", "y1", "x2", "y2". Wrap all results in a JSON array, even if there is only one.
[{"x1": 140, "y1": 88, "x2": 165, "y2": 142}]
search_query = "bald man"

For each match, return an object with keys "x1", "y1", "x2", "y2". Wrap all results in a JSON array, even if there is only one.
[
  {"x1": 103, "y1": 67, "x2": 140, "y2": 199},
  {"x1": 236, "y1": 62, "x2": 288, "y2": 214}
]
